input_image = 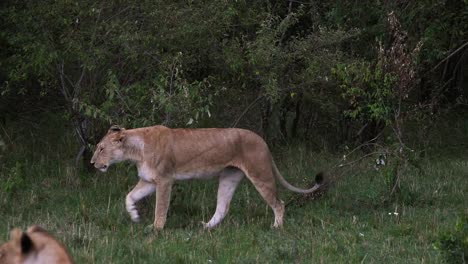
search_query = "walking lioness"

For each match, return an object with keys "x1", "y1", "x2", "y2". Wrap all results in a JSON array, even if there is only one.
[
  {"x1": 91, "y1": 125, "x2": 323, "y2": 230},
  {"x1": 0, "y1": 225, "x2": 73, "y2": 264}
]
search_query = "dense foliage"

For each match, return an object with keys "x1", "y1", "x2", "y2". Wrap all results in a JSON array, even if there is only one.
[{"x1": 1, "y1": 0, "x2": 467, "y2": 144}]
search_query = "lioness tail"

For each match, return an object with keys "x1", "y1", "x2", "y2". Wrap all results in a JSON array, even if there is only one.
[{"x1": 272, "y1": 161, "x2": 324, "y2": 194}]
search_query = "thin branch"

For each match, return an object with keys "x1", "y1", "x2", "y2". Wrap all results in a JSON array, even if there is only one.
[
  {"x1": 73, "y1": 120, "x2": 87, "y2": 146},
  {"x1": 437, "y1": 76, "x2": 456, "y2": 94},
  {"x1": 430, "y1": 41, "x2": 468, "y2": 73},
  {"x1": 355, "y1": 123, "x2": 369, "y2": 137},
  {"x1": 143, "y1": 51, "x2": 162, "y2": 64},
  {"x1": 102, "y1": 6, "x2": 132, "y2": 24},
  {"x1": 74, "y1": 67, "x2": 86, "y2": 98},
  {"x1": 230, "y1": 95, "x2": 264, "y2": 128},
  {"x1": 75, "y1": 145, "x2": 86, "y2": 167},
  {"x1": 61, "y1": 67, "x2": 78, "y2": 94},
  {"x1": 165, "y1": 61, "x2": 177, "y2": 125},
  {"x1": 389, "y1": 168, "x2": 402, "y2": 197},
  {"x1": 288, "y1": 0, "x2": 314, "y2": 5},
  {"x1": 344, "y1": 133, "x2": 385, "y2": 158},
  {"x1": 58, "y1": 62, "x2": 70, "y2": 102},
  {"x1": 335, "y1": 151, "x2": 382, "y2": 169}
]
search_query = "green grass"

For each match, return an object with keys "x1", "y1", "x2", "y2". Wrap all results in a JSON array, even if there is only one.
[{"x1": 0, "y1": 118, "x2": 467, "y2": 263}]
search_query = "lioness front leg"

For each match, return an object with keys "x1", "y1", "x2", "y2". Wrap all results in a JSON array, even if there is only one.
[
  {"x1": 154, "y1": 180, "x2": 173, "y2": 230},
  {"x1": 126, "y1": 179, "x2": 156, "y2": 222}
]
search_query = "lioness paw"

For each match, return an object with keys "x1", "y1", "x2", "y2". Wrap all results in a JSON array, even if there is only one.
[
  {"x1": 202, "y1": 221, "x2": 217, "y2": 230},
  {"x1": 201, "y1": 221, "x2": 209, "y2": 229},
  {"x1": 131, "y1": 215, "x2": 140, "y2": 223}
]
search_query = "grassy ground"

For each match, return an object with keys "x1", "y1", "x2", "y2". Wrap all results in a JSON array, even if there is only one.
[{"x1": 0, "y1": 116, "x2": 466, "y2": 263}]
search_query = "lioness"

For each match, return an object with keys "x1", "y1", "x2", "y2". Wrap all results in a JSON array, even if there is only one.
[
  {"x1": 91, "y1": 125, "x2": 323, "y2": 230},
  {"x1": 0, "y1": 225, "x2": 73, "y2": 264}
]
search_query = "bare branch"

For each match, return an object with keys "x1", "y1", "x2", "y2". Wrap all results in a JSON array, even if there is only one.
[
  {"x1": 344, "y1": 133, "x2": 385, "y2": 158},
  {"x1": 230, "y1": 95, "x2": 264, "y2": 128},
  {"x1": 75, "y1": 145, "x2": 86, "y2": 167},
  {"x1": 389, "y1": 167, "x2": 402, "y2": 197},
  {"x1": 58, "y1": 62, "x2": 70, "y2": 102},
  {"x1": 74, "y1": 66, "x2": 86, "y2": 98},
  {"x1": 73, "y1": 120, "x2": 87, "y2": 146},
  {"x1": 430, "y1": 41, "x2": 468, "y2": 73},
  {"x1": 102, "y1": 6, "x2": 132, "y2": 24},
  {"x1": 164, "y1": 61, "x2": 177, "y2": 125},
  {"x1": 143, "y1": 51, "x2": 162, "y2": 64},
  {"x1": 336, "y1": 151, "x2": 382, "y2": 169}
]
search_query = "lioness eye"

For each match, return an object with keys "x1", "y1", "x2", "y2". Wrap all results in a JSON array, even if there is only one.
[{"x1": 99, "y1": 147, "x2": 104, "y2": 153}]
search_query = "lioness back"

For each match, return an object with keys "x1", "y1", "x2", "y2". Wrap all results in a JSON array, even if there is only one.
[
  {"x1": 0, "y1": 225, "x2": 73, "y2": 264},
  {"x1": 159, "y1": 127, "x2": 271, "y2": 165}
]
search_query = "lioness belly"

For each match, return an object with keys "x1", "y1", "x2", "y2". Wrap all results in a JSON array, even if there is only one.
[{"x1": 174, "y1": 169, "x2": 221, "y2": 180}]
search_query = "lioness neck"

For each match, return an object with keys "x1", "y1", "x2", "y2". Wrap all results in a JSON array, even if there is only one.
[{"x1": 123, "y1": 132, "x2": 145, "y2": 163}]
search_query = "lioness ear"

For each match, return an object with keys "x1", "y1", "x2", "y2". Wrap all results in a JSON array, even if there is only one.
[
  {"x1": 108, "y1": 125, "x2": 125, "y2": 134},
  {"x1": 10, "y1": 228, "x2": 22, "y2": 242},
  {"x1": 27, "y1": 225, "x2": 46, "y2": 234},
  {"x1": 10, "y1": 229, "x2": 34, "y2": 255},
  {"x1": 113, "y1": 133, "x2": 126, "y2": 144}
]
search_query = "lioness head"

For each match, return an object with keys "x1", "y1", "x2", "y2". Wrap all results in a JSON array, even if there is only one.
[
  {"x1": 90, "y1": 125, "x2": 126, "y2": 172},
  {"x1": 0, "y1": 225, "x2": 73, "y2": 264},
  {"x1": 0, "y1": 228, "x2": 26, "y2": 264}
]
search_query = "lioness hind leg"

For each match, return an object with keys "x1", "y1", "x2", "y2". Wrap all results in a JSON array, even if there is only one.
[
  {"x1": 273, "y1": 200, "x2": 285, "y2": 228},
  {"x1": 204, "y1": 168, "x2": 244, "y2": 229},
  {"x1": 126, "y1": 179, "x2": 156, "y2": 222},
  {"x1": 247, "y1": 172, "x2": 285, "y2": 228}
]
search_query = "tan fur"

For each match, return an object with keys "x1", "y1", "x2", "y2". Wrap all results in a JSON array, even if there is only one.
[
  {"x1": 0, "y1": 226, "x2": 73, "y2": 264},
  {"x1": 91, "y1": 125, "x2": 323, "y2": 230}
]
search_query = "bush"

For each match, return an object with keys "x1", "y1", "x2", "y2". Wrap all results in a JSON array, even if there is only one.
[
  {"x1": 433, "y1": 213, "x2": 468, "y2": 263},
  {"x1": 1, "y1": 162, "x2": 25, "y2": 194}
]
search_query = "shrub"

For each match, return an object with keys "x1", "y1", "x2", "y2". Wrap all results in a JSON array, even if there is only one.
[{"x1": 433, "y1": 213, "x2": 468, "y2": 263}]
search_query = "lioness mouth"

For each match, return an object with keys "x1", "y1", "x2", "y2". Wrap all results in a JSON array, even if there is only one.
[{"x1": 98, "y1": 165, "x2": 108, "y2": 172}]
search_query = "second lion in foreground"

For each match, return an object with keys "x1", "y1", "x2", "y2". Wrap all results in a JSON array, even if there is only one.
[
  {"x1": 0, "y1": 225, "x2": 73, "y2": 264},
  {"x1": 91, "y1": 125, "x2": 324, "y2": 230}
]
